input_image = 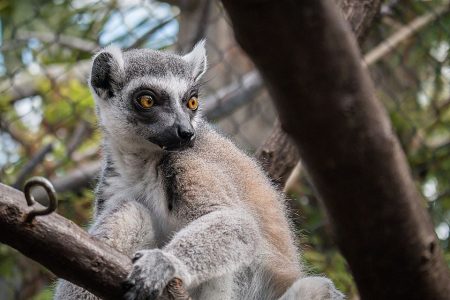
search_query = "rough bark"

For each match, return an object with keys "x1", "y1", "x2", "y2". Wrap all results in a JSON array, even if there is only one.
[
  {"x1": 0, "y1": 183, "x2": 188, "y2": 299},
  {"x1": 337, "y1": 0, "x2": 383, "y2": 43},
  {"x1": 221, "y1": 0, "x2": 450, "y2": 299},
  {"x1": 255, "y1": 0, "x2": 382, "y2": 187},
  {"x1": 255, "y1": 120, "x2": 299, "y2": 187}
]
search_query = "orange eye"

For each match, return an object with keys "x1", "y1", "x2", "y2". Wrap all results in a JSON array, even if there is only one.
[
  {"x1": 187, "y1": 97, "x2": 199, "y2": 111},
  {"x1": 137, "y1": 95, "x2": 154, "y2": 108}
]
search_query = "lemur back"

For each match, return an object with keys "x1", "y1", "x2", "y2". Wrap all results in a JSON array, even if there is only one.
[{"x1": 54, "y1": 43, "x2": 344, "y2": 300}]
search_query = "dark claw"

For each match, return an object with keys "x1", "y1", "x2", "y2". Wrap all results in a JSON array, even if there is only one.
[
  {"x1": 122, "y1": 280, "x2": 135, "y2": 292},
  {"x1": 132, "y1": 252, "x2": 143, "y2": 263},
  {"x1": 149, "y1": 289, "x2": 160, "y2": 300}
]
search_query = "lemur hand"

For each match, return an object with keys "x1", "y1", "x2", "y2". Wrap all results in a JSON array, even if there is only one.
[{"x1": 124, "y1": 249, "x2": 188, "y2": 300}]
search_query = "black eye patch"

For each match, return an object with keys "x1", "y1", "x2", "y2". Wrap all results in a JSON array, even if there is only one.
[
  {"x1": 181, "y1": 88, "x2": 199, "y2": 103},
  {"x1": 130, "y1": 88, "x2": 171, "y2": 108}
]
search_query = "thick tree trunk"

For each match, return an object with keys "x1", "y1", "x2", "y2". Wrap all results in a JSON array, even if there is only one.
[
  {"x1": 255, "y1": 0, "x2": 382, "y2": 186},
  {"x1": 222, "y1": 0, "x2": 450, "y2": 299}
]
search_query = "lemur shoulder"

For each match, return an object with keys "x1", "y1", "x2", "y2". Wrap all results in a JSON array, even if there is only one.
[{"x1": 54, "y1": 42, "x2": 344, "y2": 300}]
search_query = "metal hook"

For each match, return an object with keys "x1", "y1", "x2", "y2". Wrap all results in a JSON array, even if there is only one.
[{"x1": 23, "y1": 176, "x2": 57, "y2": 222}]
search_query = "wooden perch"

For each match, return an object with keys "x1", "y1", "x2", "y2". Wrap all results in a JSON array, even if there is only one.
[
  {"x1": 222, "y1": 0, "x2": 450, "y2": 299},
  {"x1": 0, "y1": 183, "x2": 189, "y2": 299}
]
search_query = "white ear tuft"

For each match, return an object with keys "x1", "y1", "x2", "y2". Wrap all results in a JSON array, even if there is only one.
[
  {"x1": 90, "y1": 45, "x2": 125, "y2": 98},
  {"x1": 102, "y1": 45, "x2": 125, "y2": 72},
  {"x1": 183, "y1": 40, "x2": 207, "y2": 81}
]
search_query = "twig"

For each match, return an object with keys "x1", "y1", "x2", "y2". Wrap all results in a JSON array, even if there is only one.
[
  {"x1": 31, "y1": 161, "x2": 101, "y2": 203},
  {"x1": 364, "y1": 3, "x2": 450, "y2": 66},
  {"x1": 12, "y1": 143, "x2": 54, "y2": 189}
]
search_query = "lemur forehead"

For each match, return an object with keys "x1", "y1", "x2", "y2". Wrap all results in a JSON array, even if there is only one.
[
  {"x1": 123, "y1": 49, "x2": 191, "y2": 81},
  {"x1": 124, "y1": 75, "x2": 192, "y2": 100}
]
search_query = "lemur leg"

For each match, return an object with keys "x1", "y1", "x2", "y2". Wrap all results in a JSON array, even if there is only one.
[
  {"x1": 54, "y1": 200, "x2": 155, "y2": 300},
  {"x1": 124, "y1": 209, "x2": 259, "y2": 300},
  {"x1": 279, "y1": 276, "x2": 345, "y2": 300},
  {"x1": 189, "y1": 275, "x2": 234, "y2": 300}
]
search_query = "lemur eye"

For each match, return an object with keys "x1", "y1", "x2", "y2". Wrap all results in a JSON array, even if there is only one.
[
  {"x1": 187, "y1": 97, "x2": 199, "y2": 111},
  {"x1": 137, "y1": 95, "x2": 154, "y2": 109}
]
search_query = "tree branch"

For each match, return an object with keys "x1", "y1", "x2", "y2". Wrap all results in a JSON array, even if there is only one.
[
  {"x1": 255, "y1": 0, "x2": 382, "y2": 187},
  {"x1": 13, "y1": 143, "x2": 54, "y2": 189},
  {"x1": 203, "y1": 71, "x2": 263, "y2": 120},
  {"x1": 364, "y1": 3, "x2": 450, "y2": 66},
  {"x1": 16, "y1": 31, "x2": 98, "y2": 53},
  {"x1": 31, "y1": 161, "x2": 101, "y2": 203},
  {"x1": 0, "y1": 183, "x2": 189, "y2": 299},
  {"x1": 2, "y1": 61, "x2": 91, "y2": 104},
  {"x1": 222, "y1": 0, "x2": 450, "y2": 299},
  {"x1": 255, "y1": 120, "x2": 299, "y2": 187},
  {"x1": 0, "y1": 183, "x2": 130, "y2": 299}
]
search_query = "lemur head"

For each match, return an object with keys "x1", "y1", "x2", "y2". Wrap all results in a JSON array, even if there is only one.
[{"x1": 90, "y1": 41, "x2": 207, "y2": 152}]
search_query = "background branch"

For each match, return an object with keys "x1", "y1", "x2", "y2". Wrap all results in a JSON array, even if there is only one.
[
  {"x1": 13, "y1": 143, "x2": 54, "y2": 189},
  {"x1": 16, "y1": 31, "x2": 98, "y2": 53},
  {"x1": 364, "y1": 3, "x2": 450, "y2": 66},
  {"x1": 2, "y1": 61, "x2": 91, "y2": 104}
]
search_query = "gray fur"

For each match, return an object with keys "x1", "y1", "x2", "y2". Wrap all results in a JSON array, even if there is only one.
[
  {"x1": 54, "y1": 43, "x2": 344, "y2": 300},
  {"x1": 279, "y1": 277, "x2": 345, "y2": 300}
]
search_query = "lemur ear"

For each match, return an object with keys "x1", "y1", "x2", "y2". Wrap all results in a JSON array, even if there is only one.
[
  {"x1": 90, "y1": 45, "x2": 125, "y2": 98},
  {"x1": 183, "y1": 40, "x2": 207, "y2": 81}
]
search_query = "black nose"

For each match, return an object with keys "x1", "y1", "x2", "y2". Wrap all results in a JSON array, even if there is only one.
[{"x1": 177, "y1": 126, "x2": 194, "y2": 141}]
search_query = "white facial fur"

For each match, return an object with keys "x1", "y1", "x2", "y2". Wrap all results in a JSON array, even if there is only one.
[{"x1": 90, "y1": 42, "x2": 207, "y2": 154}]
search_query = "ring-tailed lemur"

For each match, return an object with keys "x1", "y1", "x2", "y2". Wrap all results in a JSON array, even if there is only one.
[{"x1": 54, "y1": 41, "x2": 344, "y2": 300}]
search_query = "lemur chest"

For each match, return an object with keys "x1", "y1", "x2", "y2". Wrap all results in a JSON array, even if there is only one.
[
  {"x1": 132, "y1": 175, "x2": 178, "y2": 242},
  {"x1": 115, "y1": 152, "x2": 231, "y2": 242},
  {"x1": 123, "y1": 156, "x2": 197, "y2": 242}
]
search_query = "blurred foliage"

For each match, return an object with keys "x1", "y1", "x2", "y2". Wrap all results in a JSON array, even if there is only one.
[{"x1": 0, "y1": 0, "x2": 449, "y2": 299}]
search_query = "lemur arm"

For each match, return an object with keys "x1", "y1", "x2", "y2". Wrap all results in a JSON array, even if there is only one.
[
  {"x1": 165, "y1": 209, "x2": 259, "y2": 285},
  {"x1": 89, "y1": 200, "x2": 156, "y2": 256},
  {"x1": 54, "y1": 200, "x2": 155, "y2": 300},
  {"x1": 124, "y1": 208, "x2": 260, "y2": 300}
]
